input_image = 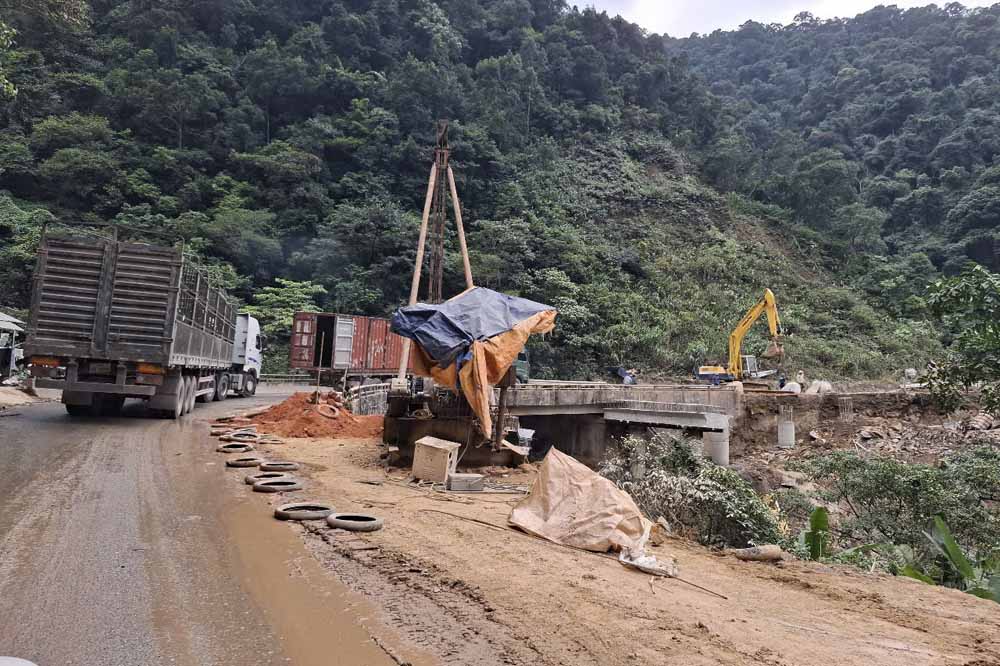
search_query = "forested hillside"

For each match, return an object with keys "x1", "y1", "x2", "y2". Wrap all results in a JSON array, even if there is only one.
[
  {"x1": 670, "y1": 5, "x2": 1000, "y2": 317},
  {"x1": 5, "y1": 1, "x2": 994, "y2": 379}
]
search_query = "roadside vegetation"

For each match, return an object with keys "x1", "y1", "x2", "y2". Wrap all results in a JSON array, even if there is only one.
[{"x1": 602, "y1": 433, "x2": 1000, "y2": 603}]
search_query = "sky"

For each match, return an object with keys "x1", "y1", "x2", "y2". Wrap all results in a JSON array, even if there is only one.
[{"x1": 584, "y1": 1, "x2": 994, "y2": 36}]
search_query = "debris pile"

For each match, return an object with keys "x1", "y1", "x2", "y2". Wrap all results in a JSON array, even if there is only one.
[{"x1": 247, "y1": 391, "x2": 384, "y2": 439}]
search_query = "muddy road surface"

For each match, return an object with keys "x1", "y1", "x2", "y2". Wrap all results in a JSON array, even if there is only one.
[{"x1": 0, "y1": 397, "x2": 400, "y2": 666}]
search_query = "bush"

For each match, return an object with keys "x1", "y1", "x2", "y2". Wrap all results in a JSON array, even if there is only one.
[
  {"x1": 800, "y1": 446, "x2": 1000, "y2": 564},
  {"x1": 600, "y1": 434, "x2": 782, "y2": 548}
]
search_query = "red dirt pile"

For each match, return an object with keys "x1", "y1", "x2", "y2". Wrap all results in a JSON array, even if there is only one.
[{"x1": 249, "y1": 391, "x2": 383, "y2": 439}]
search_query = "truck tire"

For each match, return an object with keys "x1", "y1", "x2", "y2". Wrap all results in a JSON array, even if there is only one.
[
  {"x1": 215, "y1": 374, "x2": 229, "y2": 402},
  {"x1": 241, "y1": 373, "x2": 257, "y2": 397},
  {"x1": 179, "y1": 377, "x2": 190, "y2": 415},
  {"x1": 184, "y1": 376, "x2": 197, "y2": 414},
  {"x1": 197, "y1": 375, "x2": 216, "y2": 403},
  {"x1": 164, "y1": 380, "x2": 185, "y2": 420}
]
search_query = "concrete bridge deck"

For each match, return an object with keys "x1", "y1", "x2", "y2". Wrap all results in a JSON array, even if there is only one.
[{"x1": 504, "y1": 383, "x2": 740, "y2": 465}]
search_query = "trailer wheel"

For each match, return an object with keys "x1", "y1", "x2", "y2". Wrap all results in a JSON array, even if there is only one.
[
  {"x1": 197, "y1": 375, "x2": 216, "y2": 403},
  {"x1": 162, "y1": 377, "x2": 185, "y2": 419},
  {"x1": 241, "y1": 373, "x2": 257, "y2": 397},
  {"x1": 184, "y1": 376, "x2": 197, "y2": 414},
  {"x1": 215, "y1": 374, "x2": 229, "y2": 401}
]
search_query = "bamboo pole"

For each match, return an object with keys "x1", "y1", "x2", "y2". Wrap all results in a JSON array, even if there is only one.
[
  {"x1": 397, "y1": 162, "x2": 438, "y2": 380},
  {"x1": 447, "y1": 166, "x2": 474, "y2": 291}
]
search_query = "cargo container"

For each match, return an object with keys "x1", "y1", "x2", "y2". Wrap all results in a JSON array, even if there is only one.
[
  {"x1": 289, "y1": 312, "x2": 410, "y2": 377},
  {"x1": 23, "y1": 229, "x2": 264, "y2": 417}
]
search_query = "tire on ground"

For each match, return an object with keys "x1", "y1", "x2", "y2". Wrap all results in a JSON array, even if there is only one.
[
  {"x1": 259, "y1": 461, "x2": 300, "y2": 472},
  {"x1": 326, "y1": 513, "x2": 383, "y2": 532},
  {"x1": 217, "y1": 442, "x2": 255, "y2": 453},
  {"x1": 244, "y1": 471, "x2": 290, "y2": 485},
  {"x1": 274, "y1": 502, "x2": 334, "y2": 521},
  {"x1": 252, "y1": 478, "x2": 303, "y2": 493},
  {"x1": 226, "y1": 456, "x2": 264, "y2": 468}
]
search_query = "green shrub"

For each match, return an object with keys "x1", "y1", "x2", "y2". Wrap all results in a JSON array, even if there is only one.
[{"x1": 600, "y1": 434, "x2": 782, "y2": 548}]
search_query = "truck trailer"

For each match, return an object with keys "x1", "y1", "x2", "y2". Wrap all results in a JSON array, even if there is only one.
[
  {"x1": 289, "y1": 311, "x2": 411, "y2": 381},
  {"x1": 23, "y1": 230, "x2": 263, "y2": 417}
]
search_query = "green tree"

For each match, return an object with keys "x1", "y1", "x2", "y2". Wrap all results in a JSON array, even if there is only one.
[
  {"x1": 243, "y1": 278, "x2": 327, "y2": 339},
  {"x1": 927, "y1": 264, "x2": 1000, "y2": 413}
]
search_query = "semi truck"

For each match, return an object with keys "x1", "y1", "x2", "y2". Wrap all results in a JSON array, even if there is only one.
[{"x1": 23, "y1": 229, "x2": 263, "y2": 417}]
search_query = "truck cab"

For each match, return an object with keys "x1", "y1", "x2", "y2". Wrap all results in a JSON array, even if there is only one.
[{"x1": 231, "y1": 313, "x2": 265, "y2": 395}]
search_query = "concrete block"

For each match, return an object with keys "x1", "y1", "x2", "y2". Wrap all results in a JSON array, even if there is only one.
[
  {"x1": 447, "y1": 473, "x2": 484, "y2": 491},
  {"x1": 412, "y1": 436, "x2": 461, "y2": 483}
]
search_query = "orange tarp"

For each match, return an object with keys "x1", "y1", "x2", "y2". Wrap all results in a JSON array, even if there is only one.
[{"x1": 410, "y1": 309, "x2": 556, "y2": 435}]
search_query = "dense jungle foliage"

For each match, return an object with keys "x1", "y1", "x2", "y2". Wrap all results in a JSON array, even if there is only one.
[{"x1": 3, "y1": 1, "x2": 999, "y2": 378}]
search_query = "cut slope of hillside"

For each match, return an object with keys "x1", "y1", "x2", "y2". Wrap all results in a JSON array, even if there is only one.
[{"x1": 499, "y1": 136, "x2": 940, "y2": 379}]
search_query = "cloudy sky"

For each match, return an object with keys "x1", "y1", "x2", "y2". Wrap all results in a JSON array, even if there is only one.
[{"x1": 584, "y1": 1, "x2": 994, "y2": 36}]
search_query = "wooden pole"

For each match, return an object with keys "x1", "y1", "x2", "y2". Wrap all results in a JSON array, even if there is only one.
[
  {"x1": 447, "y1": 166, "x2": 474, "y2": 291},
  {"x1": 316, "y1": 331, "x2": 326, "y2": 397},
  {"x1": 398, "y1": 162, "x2": 438, "y2": 381}
]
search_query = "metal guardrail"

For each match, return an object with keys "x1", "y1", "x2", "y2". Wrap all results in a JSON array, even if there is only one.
[
  {"x1": 260, "y1": 373, "x2": 318, "y2": 384},
  {"x1": 347, "y1": 383, "x2": 390, "y2": 415}
]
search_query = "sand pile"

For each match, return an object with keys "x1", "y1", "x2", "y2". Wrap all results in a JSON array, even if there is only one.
[{"x1": 249, "y1": 391, "x2": 383, "y2": 439}]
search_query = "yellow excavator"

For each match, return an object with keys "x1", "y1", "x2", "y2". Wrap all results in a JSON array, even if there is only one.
[{"x1": 697, "y1": 289, "x2": 784, "y2": 382}]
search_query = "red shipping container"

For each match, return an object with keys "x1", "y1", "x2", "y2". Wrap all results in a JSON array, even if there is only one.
[{"x1": 288, "y1": 312, "x2": 411, "y2": 376}]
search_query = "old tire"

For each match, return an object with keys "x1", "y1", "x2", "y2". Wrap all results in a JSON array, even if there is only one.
[
  {"x1": 259, "y1": 461, "x2": 300, "y2": 472},
  {"x1": 226, "y1": 456, "x2": 264, "y2": 468},
  {"x1": 242, "y1": 373, "x2": 258, "y2": 397},
  {"x1": 215, "y1": 374, "x2": 229, "y2": 401},
  {"x1": 326, "y1": 513, "x2": 383, "y2": 532},
  {"x1": 217, "y1": 442, "x2": 255, "y2": 453},
  {"x1": 274, "y1": 502, "x2": 334, "y2": 521},
  {"x1": 244, "y1": 471, "x2": 291, "y2": 485},
  {"x1": 222, "y1": 431, "x2": 259, "y2": 444},
  {"x1": 252, "y1": 478, "x2": 303, "y2": 493}
]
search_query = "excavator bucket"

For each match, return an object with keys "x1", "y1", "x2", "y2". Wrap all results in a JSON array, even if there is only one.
[{"x1": 763, "y1": 339, "x2": 784, "y2": 359}]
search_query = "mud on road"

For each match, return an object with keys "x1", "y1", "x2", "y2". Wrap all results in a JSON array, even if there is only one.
[{"x1": 0, "y1": 399, "x2": 411, "y2": 666}]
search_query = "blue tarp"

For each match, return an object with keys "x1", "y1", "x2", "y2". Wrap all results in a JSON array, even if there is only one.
[{"x1": 391, "y1": 287, "x2": 553, "y2": 368}]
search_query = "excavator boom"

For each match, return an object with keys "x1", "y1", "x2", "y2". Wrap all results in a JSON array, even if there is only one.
[{"x1": 727, "y1": 288, "x2": 782, "y2": 379}]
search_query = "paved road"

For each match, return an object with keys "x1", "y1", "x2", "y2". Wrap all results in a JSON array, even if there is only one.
[{"x1": 0, "y1": 397, "x2": 395, "y2": 666}]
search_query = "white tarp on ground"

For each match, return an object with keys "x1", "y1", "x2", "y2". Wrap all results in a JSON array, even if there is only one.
[{"x1": 508, "y1": 448, "x2": 651, "y2": 554}]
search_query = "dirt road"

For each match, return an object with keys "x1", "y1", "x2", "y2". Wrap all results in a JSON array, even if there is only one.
[
  {"x1": 0, "y1": 398, "x2": 405, "y2": 666},
  {"x1": 273, "y1": 436, "x2": 1000, "y2": 666}
]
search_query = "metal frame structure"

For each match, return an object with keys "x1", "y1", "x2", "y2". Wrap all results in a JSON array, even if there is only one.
[{"x1": 397, "y1": 119, "x2": 475, "y2": 381}]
